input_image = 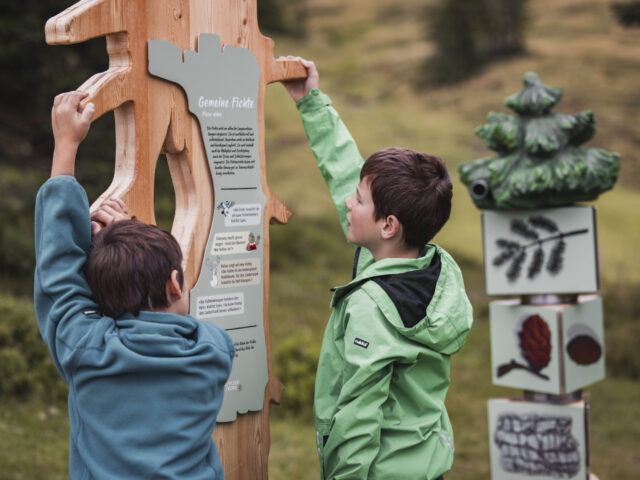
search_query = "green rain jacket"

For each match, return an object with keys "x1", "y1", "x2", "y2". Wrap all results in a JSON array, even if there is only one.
[{"x1": 297, "y1": 89, "x2": 473, "y2": 480}]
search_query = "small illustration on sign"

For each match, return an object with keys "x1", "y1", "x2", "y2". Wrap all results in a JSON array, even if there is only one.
[
  {"x1": 246, "y1": 232, "x2": 260, "y2": 251},
  {"x1": 217, "y1": 200, "x2": 235, "y2": 216},
  {"x1": 206, "y1": 256, "x2": 222, "y2": 287},
  {"x1": 497, "y1": 314, "x2": 551, "y2": 380}
]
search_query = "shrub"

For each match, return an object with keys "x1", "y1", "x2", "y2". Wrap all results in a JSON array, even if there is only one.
[
  {"x1": 257, "y1": 0, "x2": 308, "y2": 38},
  {"x1": 0, "y1": 294, "x2": 67, "y2": 402},
  {"x1": 424, "y1": 0, "x2": 528, "y2": 84},
  {"x1": 611, "y1": 1, "x2": 640, "y2": 27},
  {"x1": 273, "y1": 332, "x2": 320, "y2": 416},
  {"x1": 603, "y1": 284, "x2": 640, "y2": 378}
]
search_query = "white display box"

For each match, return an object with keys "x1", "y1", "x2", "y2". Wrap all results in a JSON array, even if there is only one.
[
  {"x1": 488, "y1": 398, "x2": 589, "y2": 480},
  {"x1": 483, "y1": 207, "x2": 598, "y2": 296},
  {"x1": 490, "y1": 296, "x2": 605, "y2": 395}
]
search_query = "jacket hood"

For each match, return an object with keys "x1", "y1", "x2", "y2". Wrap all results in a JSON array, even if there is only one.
[{"x1": 331, "y1": 244, "x2": 473, "y2": 355}]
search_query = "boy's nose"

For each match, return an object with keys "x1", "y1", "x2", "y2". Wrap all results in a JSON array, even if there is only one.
[{"x1": 345, "y1": 194, "x2": 354, "y2": 209}]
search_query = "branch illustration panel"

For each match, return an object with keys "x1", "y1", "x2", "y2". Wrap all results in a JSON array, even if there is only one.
[
  {"x1": 488, "y1": 398, "x2": 589, "y2": 480},
  {"x1": 483, "y1": 207, "x2": 598, "y2": 295}
]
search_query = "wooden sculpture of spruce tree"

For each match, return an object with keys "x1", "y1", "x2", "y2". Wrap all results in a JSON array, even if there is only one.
[{"x1": 458, "y1": 72, "x2": 620, "y2": 210}]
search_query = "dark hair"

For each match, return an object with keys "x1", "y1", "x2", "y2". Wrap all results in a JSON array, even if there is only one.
[
  {"x1": 360, "y1": 147, "x2": 452, "y2": 248},
  {"x1": 86, "y1": 220, "x2": 184, "y2": 318}
]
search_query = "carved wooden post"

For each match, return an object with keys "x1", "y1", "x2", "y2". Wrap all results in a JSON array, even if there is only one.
[{"x1": 45, "y1": 1, "x2": 306, "y2": 478}]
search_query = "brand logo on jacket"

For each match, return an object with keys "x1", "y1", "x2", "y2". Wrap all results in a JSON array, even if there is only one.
[{"x1": 354, "y1": 337, "x2": 369, "y2": 349}]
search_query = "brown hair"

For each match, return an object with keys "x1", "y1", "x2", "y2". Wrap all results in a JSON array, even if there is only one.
[
  {"x1": 85, "y1": 220, "x2": 184, "y2": 318},
  {"x1": 360, "y1": 147, "x2": 452, "y2": 248}
]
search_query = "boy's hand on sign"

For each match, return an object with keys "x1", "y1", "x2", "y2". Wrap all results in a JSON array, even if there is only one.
[
  {"x1": 279, "y1": 56, "x2": 319, "y2": 102},
  {"x1": 52, "y1": 91, "x2": 95, "y2": 147},
  {"x1": 91, "y1": 197, "x2": 131, "y2": 235},
  {"x1": 50, "y1": 91, "x2": 95, "y2": 177}
]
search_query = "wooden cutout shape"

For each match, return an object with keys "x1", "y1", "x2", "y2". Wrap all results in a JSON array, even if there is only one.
[{"x1": 45, "y1": 1, "x2": 306, "y2": 478}]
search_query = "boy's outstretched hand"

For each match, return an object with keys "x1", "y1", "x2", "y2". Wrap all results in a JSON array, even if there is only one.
[
  {"x1": 91, "y1": 197, "x2": 131, "y2": 236},
  {"x1": 51, "y1": 91, "x2": 95, "y2": 178},
  {"x1": 279, "y1": 56, "x2": 319, "y2": 102}
]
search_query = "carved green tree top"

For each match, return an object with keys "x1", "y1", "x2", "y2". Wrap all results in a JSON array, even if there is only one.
[{"x1": 458, "y1": 72, "x2": 620, "y2": 210}]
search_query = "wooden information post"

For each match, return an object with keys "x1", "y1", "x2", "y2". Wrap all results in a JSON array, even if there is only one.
[{"x1": 45, "y1": 1, "x2": 306, "y2": 478}]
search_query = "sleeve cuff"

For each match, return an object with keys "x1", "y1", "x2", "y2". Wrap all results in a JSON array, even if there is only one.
[
  {"x1": 37, "y1": 175, "x2": 87, "y2": 210},
  {"x1": 296, "y1": 88, "x2": 332, "y2": 114},
  {"x1": 43, "y1": 174, "x2": 81, "y2": 188}
]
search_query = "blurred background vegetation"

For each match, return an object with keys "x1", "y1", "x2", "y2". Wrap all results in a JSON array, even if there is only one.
[{"x1": 0, "y1": 0, "x2": 639, "y2": 478}]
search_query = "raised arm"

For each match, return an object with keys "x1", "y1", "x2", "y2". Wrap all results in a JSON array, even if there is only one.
[
  {"x1": 34, "y1": 176, "x2": 96, "y2": 381},
  {"x1": 281, "y1": 58, "x2": 364, "y2": 241},
  {"x1": 34, "y1": 92, "x2": 100, "y2": 379}
]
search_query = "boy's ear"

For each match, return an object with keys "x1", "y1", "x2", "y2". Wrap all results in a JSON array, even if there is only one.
[
  {"x1": 167, "y1": 269, "x2": 183, "y2": 300},
  {"x1": 380, "y1": 214, "x2": 402, "y2": 240}
]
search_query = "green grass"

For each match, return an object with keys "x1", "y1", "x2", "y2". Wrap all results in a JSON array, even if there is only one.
[{"x1": 0, "y1": 399, "x2": 69, "y2": 480}]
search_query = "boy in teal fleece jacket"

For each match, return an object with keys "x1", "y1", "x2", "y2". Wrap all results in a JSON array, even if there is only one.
[
  {"x1": 282, "y1": 59, "x2": 473, "y2": 479},
  {"x1": 34, "y1": 91, "x2": 234, "y2": 478}
]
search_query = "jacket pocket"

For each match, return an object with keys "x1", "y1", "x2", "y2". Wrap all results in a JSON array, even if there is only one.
[{"x1": 315, "y1": 421, "x2": 331, "y2": 480}]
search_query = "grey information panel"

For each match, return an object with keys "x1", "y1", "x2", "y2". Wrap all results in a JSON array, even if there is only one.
[{"x1": 149, "y1": 34, "x2": 267, "y2": 422}]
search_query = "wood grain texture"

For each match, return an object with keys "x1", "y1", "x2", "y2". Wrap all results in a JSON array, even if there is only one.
[{"x1": 45, "y1": 1, "x2": 306, "y2": 478}]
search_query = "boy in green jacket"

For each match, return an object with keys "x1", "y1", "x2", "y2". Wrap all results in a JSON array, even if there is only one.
[{"x1": 282, "y1": 58, "x2": 473, "y2": 479}]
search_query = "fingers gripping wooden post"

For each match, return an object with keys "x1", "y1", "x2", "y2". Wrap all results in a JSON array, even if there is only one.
[{"x1": 45, "y1": 1, "x2": 307, "y2": 478}]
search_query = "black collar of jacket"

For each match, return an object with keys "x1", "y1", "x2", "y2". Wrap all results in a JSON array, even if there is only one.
[{"x1": 333, "y1": 247, "x2": 442, "y2": 328}]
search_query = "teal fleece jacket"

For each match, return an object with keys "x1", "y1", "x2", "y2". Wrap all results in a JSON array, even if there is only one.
[
  {"x1": 33, "y1": 176, "x2": 234, "y2": 479},
  {"x1": 297, "y1": 90, "x2": 473, "y2": 479}
]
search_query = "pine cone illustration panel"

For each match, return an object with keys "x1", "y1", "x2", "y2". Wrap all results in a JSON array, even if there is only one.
[
  {"x1": 490, "y1": 301, "x2": 561, "y2": 395},
  {"x1": 490, "y1": 296, "x2": 605, "y2": 395}
]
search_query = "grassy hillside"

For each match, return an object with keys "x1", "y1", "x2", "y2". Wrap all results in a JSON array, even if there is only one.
[{"x1": 264, "y1": 0, "x2": 640, "y2": 284}]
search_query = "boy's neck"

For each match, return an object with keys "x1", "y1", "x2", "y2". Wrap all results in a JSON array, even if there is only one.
[{"x1": 370, "y1": 242, "x2": 420, "y2": 262}]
